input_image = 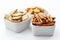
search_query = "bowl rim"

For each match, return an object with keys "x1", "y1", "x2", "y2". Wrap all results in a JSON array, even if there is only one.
[{"x1": 31, "y1": 22, "x2": 55, "y2": 27}]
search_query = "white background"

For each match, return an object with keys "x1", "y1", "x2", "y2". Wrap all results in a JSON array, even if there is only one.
[{"x1": 0, "y1": 0, "x2": 60, "y2": 40}]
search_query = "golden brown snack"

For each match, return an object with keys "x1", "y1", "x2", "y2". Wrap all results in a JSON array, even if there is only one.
[
  {"x1": 32, "y1": 14, "x2": 55, "y2": 26},
  {"x1": 33, "y1": 7, "x2": 40, "y2": 13},
  {"x1": 4, "y1": 9, "x2": 28, "y2": 23},
  {"x1": 26, "y1": 6, "x2": 44, "y2": 15}
]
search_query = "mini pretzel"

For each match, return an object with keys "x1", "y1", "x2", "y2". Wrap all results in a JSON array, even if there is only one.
[{"x1": 32, "y1": 14, "x2": 55, "y2": 26}]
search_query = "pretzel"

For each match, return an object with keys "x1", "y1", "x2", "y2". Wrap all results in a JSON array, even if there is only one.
[{"x1": 32, "y1": 14, "x2": 55, "y2": 26}]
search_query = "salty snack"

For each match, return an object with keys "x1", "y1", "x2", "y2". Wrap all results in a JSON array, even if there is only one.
[
  {"x1": 26, "y1": 6, "x2": 44, "y2": 14},
  {"x1": 32, "y1": 13, "x2": 55, "y2": 26},
  {"x1": 4, "y1": 9, "x2": 28, "y2": 23}
]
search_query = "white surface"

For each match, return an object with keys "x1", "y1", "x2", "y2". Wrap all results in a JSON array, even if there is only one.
[
  {"x1": 31, "y1": 24, "x2": 55, "y2": 36},
  {"x1": 0, "y1": 0, "x2": 60, "y2": 40}
]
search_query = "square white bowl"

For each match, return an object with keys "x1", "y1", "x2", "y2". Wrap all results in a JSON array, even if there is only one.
[
  {"x1": 30, "y1": 23, "x2": 55, "y2": 36},
  {"x1": 4, "y1": 15, "x2": 31, "y2": 33}
]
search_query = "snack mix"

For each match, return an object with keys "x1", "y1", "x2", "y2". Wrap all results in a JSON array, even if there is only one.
[
  {"x1": 4, "y1": 9, "x2": 28, "y2": 23},
  {"x1": 26, "y1": 7, "x2": 44, "y2": 14},
  {"x1": 32, "y1": 13, "x2": 55, "y2": 26}
]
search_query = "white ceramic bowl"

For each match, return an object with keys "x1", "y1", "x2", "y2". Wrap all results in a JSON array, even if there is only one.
[
  {"x1": 30, "y1": 22, "x2": 55, "y2": 36},
  {"x1": 4, "y1": 15, "x2": 31, "y2": 33}
]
